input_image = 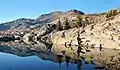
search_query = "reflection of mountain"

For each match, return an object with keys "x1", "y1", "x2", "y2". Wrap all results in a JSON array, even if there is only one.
[
  {"x1": 0, "y1": 44, "x2": 80, "y2": 65},
  {"x1": 0, "y1": 42, "x2": 100, "y2": 70}
]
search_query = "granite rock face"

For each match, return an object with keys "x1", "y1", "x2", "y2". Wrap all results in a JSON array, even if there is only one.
[{"x1": 51, "y1": 13, "x2": 120, "y2": 49}]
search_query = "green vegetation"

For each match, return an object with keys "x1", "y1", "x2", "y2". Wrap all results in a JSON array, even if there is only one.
[
  {"x1": 52, "y1": 24, "x2": 56, "y2": 30},
  {"x1": 55, "y1": 15, "x2": 90, "y2": 31},
  {"x1": 55, "y1": 18, "x2": 71, "y2": 31},
  {"x1": 76, "y1": 15, "x2": 82, "y2": 27},
  {"x1": 76, "y1": 15, "x2": 89, "y2": 28},
  {"x1": 106, "y1": 9, "x2": 118, "y2": 18},
  {"x1": 56, "y1": 19, "x2": 63, "y2": 31},
  {"x1": 63, "y1": 18, "x2": 71, "y2": 30}
]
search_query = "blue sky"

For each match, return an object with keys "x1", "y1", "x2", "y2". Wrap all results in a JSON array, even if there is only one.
[{"x1": 0, "y1": 0, "x2": 120, "y2": 23}]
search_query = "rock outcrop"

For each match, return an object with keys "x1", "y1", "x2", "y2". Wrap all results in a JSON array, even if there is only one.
[{"x1": 51, "y1": 12, "x2": 120, "y2": 49}]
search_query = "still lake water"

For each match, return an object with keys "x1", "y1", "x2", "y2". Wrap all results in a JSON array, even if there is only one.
[{"x1": 0, "y1": 52, "x2": 96, "y2": 70}]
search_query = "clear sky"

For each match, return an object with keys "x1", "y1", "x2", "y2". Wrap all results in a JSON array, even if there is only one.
[{"x1": 0, "y1": 0, "x2": 120, "y2": 23}]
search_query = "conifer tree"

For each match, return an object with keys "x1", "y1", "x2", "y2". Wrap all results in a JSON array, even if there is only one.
[
  {"x1": 76, "y1": 15, "x2": 82, "y2": 27},
  {"x1": 56, "y1": 19, "x2": 62, "y2": 31},
  {"x1": 63, "y1": 18, "x2": 70, "y2": 30}
]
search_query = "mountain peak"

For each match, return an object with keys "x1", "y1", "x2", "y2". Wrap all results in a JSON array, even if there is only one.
[{"x1": 67, "y1": 9, "x2": 85, "y2": 15}]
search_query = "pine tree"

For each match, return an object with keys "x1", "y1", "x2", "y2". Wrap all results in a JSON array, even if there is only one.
[
  {"x1": 56, "y1": 19, "x2": 62, "y2": 31},
  {"x1": 76, "y1": 15, "x2": 82, "y2": 27},
  {"x1": 63, "y1": 18, "x2": 70, "y2": 30}
]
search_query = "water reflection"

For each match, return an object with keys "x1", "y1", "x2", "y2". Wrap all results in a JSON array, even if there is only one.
[
  {"x1": 77, "y1": 60, "x2": 82, "y2": 70},
  {"x1": 0, "y1": 45, "x2": 97, "y2": 70},
  {"x1": 0, "y1": 52, "x2": 96, "y2": 70},
  {"x1": 65, "y1": 56, "x2": 70, "y2": 67},
  {"x1": 57, "y1": 55, "x2": 63, "y2": 67}
]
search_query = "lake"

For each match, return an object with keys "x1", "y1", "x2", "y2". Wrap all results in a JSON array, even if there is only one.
[{"x1": 0, "y1": 52, "x2": 97, "y2": 70}]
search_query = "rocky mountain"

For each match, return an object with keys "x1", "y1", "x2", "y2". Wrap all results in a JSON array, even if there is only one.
[
  {"x1": 36, "y1": 11, "x2": 64, "y2": 23},
  {"x1": 0, "y1": 9, "x2": 84, "y2": 31},
  {"x1": 0, "y1": 18, "x2": 36, "y2": 30},
  {"x1": 0, "y1": 12, "x2": 62, "y2": 30},
  {"x1": 66, "y1": 9, "x2": 85, "y2": 15}
]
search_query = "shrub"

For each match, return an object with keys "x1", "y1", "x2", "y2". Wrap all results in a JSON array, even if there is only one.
[{"x1": 52, "y1": 24, "x2": 56, "y2": 30}]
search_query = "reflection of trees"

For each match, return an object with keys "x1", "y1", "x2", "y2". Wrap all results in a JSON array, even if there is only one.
[
  {"x1": 65, "y1": 56, "x2": 70, "y2": 67},
  {"x1": 0, "y1": 42, "x2": 90, "y2": 70},
  {"x1": 0, "y1": 44, "x2": 90, "y2": 70},
  {"x1": 37, "y1": 36, "x2": 53, "y2": 52},
  {"x1": 57, "y1": 55, "x2": 63, "y2": 67},
  {"x1": 77, "y1": 60, "x2": 82, "y2": 70}
]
